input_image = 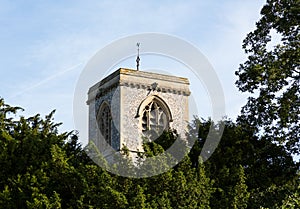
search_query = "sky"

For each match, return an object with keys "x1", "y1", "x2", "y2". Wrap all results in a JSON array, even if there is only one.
[{"x1": 0, "y1": 0, "x2": 266, "y2": 144}]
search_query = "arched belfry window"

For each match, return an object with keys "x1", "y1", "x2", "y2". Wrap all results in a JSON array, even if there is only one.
[
  {"x1": 97, "y1": 102, "x2": 112, "y2": 145},
  {"x1": 138, "y1": 96, "x2": 172, "y2": 135}
]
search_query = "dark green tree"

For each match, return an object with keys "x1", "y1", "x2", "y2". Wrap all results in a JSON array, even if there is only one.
[
  {"x1": 2, "y1": 96, "x2": 297, "y2": 208},
  {"x1": 128, "y1": 185, "x2": 148, "y2": 209},
  {"x1": 230, "y1": 165, "x2": 250, "y2": 209},
  {"x1": 133, "y1": 129, "x2": 213, "y2": 208},
  {"x1": 254, "y1": 173, "x2": 300, "y2": 209},
  {"x1": 189, "y1": 118, "x2": 298, "y2": 208},
  {"x1": 235, "y1": 0, "x2": 300, "y2": 154},
  {"x1": 0, "y1": 98, "x2": 125, "y2": 209},
  {"x1": 0, "y1": 99, "x2": 216, "y2": 209},
  {"x1": 279, "y1": 175, "x2": 300, "y2": 209}
]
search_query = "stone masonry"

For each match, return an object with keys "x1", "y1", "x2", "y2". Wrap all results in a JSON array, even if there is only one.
[{"x1": 87, "y1": 68, "x2": 190, "y2": 158}]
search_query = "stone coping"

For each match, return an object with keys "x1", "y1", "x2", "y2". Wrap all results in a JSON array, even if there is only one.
[
  {"x1": 88, "y1": 68, "x2": 190, "y2": 93},
  {"x1": 87, "y1": 68, "x2": 190, "y2": 104}
]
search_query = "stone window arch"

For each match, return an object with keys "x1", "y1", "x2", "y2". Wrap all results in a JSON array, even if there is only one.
[
  {"x1": 138, "y1": 96, "x2": 172, "y2": 135},
  {"x1": 97, "y1": 102, "x2": 112, "y2": 145}
]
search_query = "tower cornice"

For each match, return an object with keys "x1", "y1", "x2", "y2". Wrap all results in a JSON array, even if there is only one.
[{"x1": 87, "y1": 68, "x2": 190, "y2": 104}]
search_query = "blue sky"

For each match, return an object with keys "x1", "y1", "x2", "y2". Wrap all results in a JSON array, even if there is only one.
[{"x1": 0, "y1": 0, "x2": 265, "y2": 142}]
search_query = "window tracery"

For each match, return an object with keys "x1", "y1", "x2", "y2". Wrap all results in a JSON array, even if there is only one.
[
  {"x1": 97, "y1": 103, "x2": 112, "y2": 145},
  {"x1": 140, "y1": 98, "x2": 171, "y2": 136}
]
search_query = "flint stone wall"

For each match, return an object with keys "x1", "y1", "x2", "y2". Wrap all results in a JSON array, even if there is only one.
[{"x1": 87, "y1": 68, "x2": 190, "y2": 157}]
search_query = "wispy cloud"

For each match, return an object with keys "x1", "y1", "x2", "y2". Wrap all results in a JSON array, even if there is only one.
[
  {"x1": 9, "y1": 62, "x2": 83, "y2": 99},
  {"x1": 1, "y1": 0, "x2": 266, "y2": 134}
]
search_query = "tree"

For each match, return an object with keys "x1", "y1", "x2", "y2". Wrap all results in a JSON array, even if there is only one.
[
  {"x1": 235, "y1": 0, "x2": 300, "y2": 154},
  {"x1": 134, "y1": 129, "x2": 213, "y2": 208},
  {"x1": 1, "y1": 97, "x2": 298, "y2": 208},
  {"x1": 230, "y1": 165, "x2": 250, "y2": 209},
  {"x1": 189, "y1": 118, "x2": 298, "y2": 208},
  {"x1": 128, "y1": 185, "x2": 147, "y2": 209},
  {"x1": 0, "y1": 99, "x2": 216, "y2": 208},
  {"x1": 280, "y1": 177, "x2": 300, "y2": 209},
  {"x1": 255, "y1": 173, "x2": 300, "y2": 209}
]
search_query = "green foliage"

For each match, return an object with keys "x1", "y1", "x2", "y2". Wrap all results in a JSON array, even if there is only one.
[
  {"x1": 256, "y1": 174, "x2": 300, "y2": 209},
  {"x1": 1, "y1": 1, "x2": 299, "y2": 208},
  {"x1": 234, "y1": 1, "x2": 300, "y2": 206},
  {"x1": 231, "y1": 165, "x2": 250, "y2": 209},
  {"x1": 0, "y1": 90, "x2": 298, "y2": 209},
  {"x1": 235, "y1": 0, "x2": 300, "y2": 154},
  {"x1": 0, "y1": 99, "x2": 214, "y2": 208},
  {"x1": 26, "y1": 191, "x2": 61, "y2": 209},
  {"x1": 189, "y1": 118, "x2": 298, "y2": 208},
  {"x1": 141, "y1": 129, "x2": 178, "y2": 157},
  {"x1": 128, "y1": 185, "x2": 147, "y2": 209}
]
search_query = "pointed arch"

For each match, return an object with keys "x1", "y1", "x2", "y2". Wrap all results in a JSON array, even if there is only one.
[
  {"x1": 96, "y1": 101, "x2": 112, "y2": 145},
  {"x1": 137, "y1": 95, "x2": 172, "y2": 133}
]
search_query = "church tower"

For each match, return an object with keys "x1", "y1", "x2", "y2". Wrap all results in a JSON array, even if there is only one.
[{"x1": 87, "y1": 68, "x2": 190, "y2": 158}]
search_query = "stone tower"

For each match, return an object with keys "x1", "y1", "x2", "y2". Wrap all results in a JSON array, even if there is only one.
[{"x1": 87, "y1": 68, "x2": 190, "y2": 158}]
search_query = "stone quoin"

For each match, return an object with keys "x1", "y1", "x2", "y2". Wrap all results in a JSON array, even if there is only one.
[{"x1": 87, "y1": 68, "x2": 190, "y2": 159}]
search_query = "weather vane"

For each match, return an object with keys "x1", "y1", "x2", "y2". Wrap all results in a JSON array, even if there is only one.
[{"x1": 136, "y1": 42, "x2": 140, "y2": 71}]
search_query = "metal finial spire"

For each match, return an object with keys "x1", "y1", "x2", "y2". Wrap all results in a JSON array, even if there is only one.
[{"x1": 136, "y1": 42, "x2": 140, "y2": 71}]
